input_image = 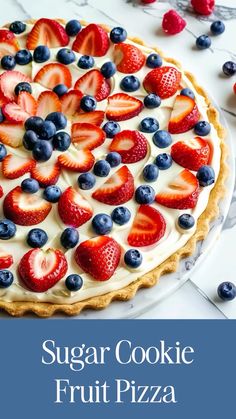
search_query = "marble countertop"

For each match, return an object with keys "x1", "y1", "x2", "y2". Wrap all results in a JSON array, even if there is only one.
[{"x1": 0, "y1": 0, "x2": 236, "y2": 319}]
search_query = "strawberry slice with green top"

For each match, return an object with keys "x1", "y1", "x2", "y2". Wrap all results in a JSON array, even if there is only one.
[
  {"x1": 60, "y1": 90, "x2": 83, "y2": 117},
  {"x1": 128, "y1": 205, "x2": 166, "y2": 247},
  {"x1": 114, "y1": 43, "x2": 145, "y2": 74},
  {"x1": 2, "y1": 154, "x2": 36, "y2": 179},
  {"x1": 0, "y1": 251, "x2": 13, "y2": 269},
  {"x1": 18, "y1": 248, "x2": 68, "y2": 292},
  {"x1": 75, "y1": 236, "x2": 121, "y2": 281},
  {"x1": 171, "y1": 137, "x2": 210, "y2": 171},
  {"x1": 109, "y1": 130, "x2": 148, "y2": 163},
  {"x1": 3, "y1": 186, "x2": 52, "y2": 225},
  {"x1": 71, "y1": 122, "x2": 105, "y2": 150},
  {"x1": 0, "y1": 122, "x2": 25, "y2": 147},
  {"x1": 74, "y1": 69, "x2": 110, "y2": 102},
  {"x1": 37, "y1": 91, "x2": 62, "y2": 119},
  {"x1": 92, "y1": 165, "x2": 134, "y2": 205},
  {"x1": 26, "y1": 18, "x2": 69, "y2": 50},
  {"x1": 143, "y1": 66, "x2": 181, "y2": 99},
  {"x1": 0, "y1": 29, "x2": 20, "y2": 58},
  {"x1": 72, "y1": 23, "x2": 109, "y2": 57},
  {"x1": 0, "y1": 70, "x2": 31, "y2": 101},
  {"x1": 58, "y1": 149, "x2": 95, "y2": 172},
  {"x1": 156, "y1": 169, "x2": 200, "y2": 209},
  {"x1": 34, "y1": 63, "x2": 72, "y2": 89},
  {"x1": 58, "y1": 186, "x2": 93, "y2": 227},
  {"x1": 72, "y1": 110, "x2": 104, "y2": 126},
  {"x1": 31, "y1": 162, "x2": 61, "y2": 187},
  {"x1": 106, "y1": 93, "x2": 143, "y2": 121},
  {"x1": 168, "y1": 95, "x2": 200, "y2": 134}
]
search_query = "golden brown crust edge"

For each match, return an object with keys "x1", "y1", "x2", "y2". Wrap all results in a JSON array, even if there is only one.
[{"x1": 0, "y1": 20, "x2": 228, "y2": 317}]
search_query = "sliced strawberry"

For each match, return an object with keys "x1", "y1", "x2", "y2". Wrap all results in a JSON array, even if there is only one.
[
  {"x1": 106, "y1": 93, "x2": 143, "y2": 121},
  {"x1": 31, "y1": 162, "x2": 61, "y2": 187},
  {"x1": 2, "y1": 154, "x2": 36, "y2": 179},
  {"x1": 72, "y1": 23, "x2": 109, "y2": 57},
  {"x1": 168, "y1": 95, "x2": 200, "y2": 134},
  {"x1": 128, "y1": 205, "x2": 166, "y2": 247},
  {"x1": 60, "y1": 90, "x2": 83, "y2": 117},
  {"x1": 18, "y1": 248, "x2": 68, "y2": 292},
  {"x1": 0, "y1": 251, "x2": 13, "y2": 269},
  {"x1": 71, "y1": 123, "x2": 105, "y2": 150},
  {"x1": 58, "y1": 149, "x2": 95, "y2": 173},
  {"x1": 72, "y1": 110, "x2": 104, "y2": 126},
  {"x1": 156, "y1": 169, "x2": 200, "y2": 209},
  {"x1": 0, "y1": 70, "x2": 31, "y2": 101},
  {"x1": 143, "y1": 66, "x2": 181, "y2": 99},
  {"x1": 0, "y1": 29, "x2": 20, "y2": 58},
  {"x1": 171, "y1": 137, "x2": 210, "y2": 171},
  {"x1": 2, "y1": 102, "x2": 31, "y2": 123},
  {"x1": 109, "y1": 130, "x2": 148, "y2": 163},
  {"x1": 114, "y1": 43, "x2": 145, "y2": 74},
  {"x1": 3, "y1": 186, "x2": 52, "y2": 225},
  {"x1": 74, "y1": 69, "x2": 110, "y2": 102},
  {"x1": 0, "y1": 185, "x2": 3, "y2": 198},
  {"x1": 0, "y1": 122, "x2": 25, "y2": 147},
  {"x1": 0, "y1": 90, "x2": 8, "y2": 107},
  {"x1": 34, "y1": 63, "x2": 72, "y2": 90},
  {"x1": 75, "y1": 236, "x2": 121, "y2": 281},
  {"x1": 37, "y1": 91, "x2": 62, "y2": 119},
  {"x1": 58, "y1": 186, "x2": 93, "y2": 227},
  {"x1": 17, "y1": 91, "x2": 37, "y2": 115},
  {"x1": 26, "y1": 18, "x2": 69, "y2": 50},
  {"x1": 92, "y1": 165, "x2": 134, "y2": 205}
]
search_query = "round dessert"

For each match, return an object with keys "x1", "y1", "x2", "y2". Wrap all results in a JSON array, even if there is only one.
[{"x1": 0, "y1": 18, "x2": 227, "y2": 316}]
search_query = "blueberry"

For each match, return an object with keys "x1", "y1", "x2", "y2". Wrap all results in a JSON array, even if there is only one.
[
  {"x1": 110, "y1": 27, "x2": 127, "y2": 43},
  {"x1": 194, "y1": 120, "x2": 211, "y2": 136},
  {"x1": 92, "y1": 213, "x2": 113, "y2": 235},
  {"x1": 180, "y1": 88, "x2": 195, "y2": 99},
  {"x1": 65, "y1": 19, "x2": 82, "y2": 37},
  {"x1": 80, "y1": 95, "x2": 97, "y2": 112},
  {"x1": 146, "y1": 53, "x2": 162, "y2": 68},
  {"x1": 77, "y1": 55, "x2": 95, "y2": 69},
  {"x1": 0, "y1": 143, "x2": 7, "y2": 161},
  {"x1": 25, "y1": 116, "x2": 44, "y2": 134},
  {"x1": 15, "y1": 49, "x2": 32, "y2": 65},
  {"x1": 217, "y1": 282, "x2": 236, "y2": 301},
  {"x1": 60, "y1": 227, "x2": 79, "y2": 249},
  {"x1": 111, "y1": 206, "x2": 131, "y2": 226},
  {"x1": 93, "y1": 160, "x2": 111, "y2": 177},
  {"x1": 53, "y1": 131, "x2": 71, "y2": 151},
  {"x1": 196, "y1": 165, "x2": 215, "y2": 187},
  {"x1": 222, "y1": 61, "x2": 236, "y2": 76},
  {"x1": 32, "y1": 140, "x2": 53, "y2": 162},
  {"x1": 56, "y1": 48, "x2": 76, "y2": 65},
  {"x1": 196, "y1": 35, "x2": 211, "y2": 50},
  {"x1": 23, "y1": 130, "x2": 39, "y2": 150},
  {"x1": 0, "y1": 219, "x2": 16, "y2": 240},
  {"x1": 152, "y1": 130, "x2": 172, "y2": 148},
  {"x1": 103, "y1": 121, "x2": 121, "y2": 138},
  {"x1": 1, "y1": 55, "x2": 16, "y2": 70},
  {"x1": 106, "y1": 152, "x2": 121, "y2": 167},
  {"x1": 9, "y1": 20, "x2": 26, "y2": 34},
  {"x1": 135, "y1": 185, "x2": 155, "y2": 204},
  {"x1": 43, "y1": 185, "x2": 62, "y2": 203},
  {"x1": 0, "y1": 108, "x2": 4, "y2": 123},
  {"x1": 178, "y1": 214, "x2": 195, "y2": 230},
  {"x1": 143, "y1": 164, "x2": 159, "y2": 182},
  {"x1": 27, "y1": 228, "x2": 48, "y2": 248},
  {"x1": 21, "y1": 178, "x2": 39, "y2": 194},
  {"x1": 45, "y1": 112, "x2": 67, "y2": 130},
  {"x1": 53, "y1": 84, "x2": 68, "y2": 97},
  {"x1": 120, "y1": 75, "x2": 140, "y2": 92},
  {"x1": 155, "y1": 153, "x2": 172, "y2": 170},
  {"x1": 210, "y1": 20, "x2": 225, "y2": 36},
  {"x1": 0, "y1": 270, "x2": 14, "y2": 288},
  {"x1": 100, "y1": 61, "x2": 116, "y2": 78},
  {"x1": 78, "y1": 172, "x2": 96, "y2": 190},
  {"x1": 144, "y1": 93, "x2": 161, "y2": 109},
  {"x1": 38, "y1": 120, "x2": 57, "y2": 139},
  {"x1": 33, "y1": 45, "x2": 50, "y2": 63},
  {"x1": 14, "y1": 82, "x2": 32, "y2": 96},
  {"x1": 65, "y1": 274, "x2": 83, "y2": 291},
  {"x1": 124, "y1": 249, "x2": 143, "y2": 268},
  {"x1": 139, "y1": 117, "x2": 159, "y2": 133}
]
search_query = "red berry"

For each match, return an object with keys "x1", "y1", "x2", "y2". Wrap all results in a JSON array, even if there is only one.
[
  {"x1": 233, "y1": 83, "x2": 236, "y2": 95},
  {"x1": 191, "y1": 0, "x2": 215, "y2": 16},
  {"x1": 142, "y1": 0, "x2": 156, "y2": 3},
  {"x1": 162, "y1": 9, "x2": 186, "y2": 35}
]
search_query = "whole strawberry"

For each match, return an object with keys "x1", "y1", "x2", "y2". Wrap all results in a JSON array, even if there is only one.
[
  {"x1": 191, "y1": 0, "x2": 215, "y2": 16},
  {"x1": 162, "y1": 10, "x2": 186, "y2": 35}
]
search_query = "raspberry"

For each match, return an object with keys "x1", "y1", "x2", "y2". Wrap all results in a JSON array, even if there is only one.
[
  {"x1": 162, "y1": 10, "x2": 186, "y2": 35},
  {"x1": 233, "y1": 83, "x2": 236, "y2": 95},
  {"x1": 191, "y1": 0, "x2": 215, "y2": 16}
]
